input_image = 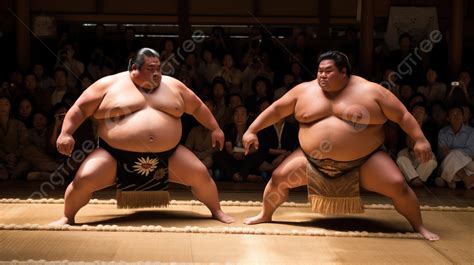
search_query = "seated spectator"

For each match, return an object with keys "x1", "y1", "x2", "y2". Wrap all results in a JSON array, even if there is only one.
[
  {"x1": 209, "y1": 77, "x2": 229, "y2": 127},
  {"x1": 274, "y1": 72, "x2": 296, "y2": 99},
  {"x1": 389, "y1": 33, "x2": 424, "y2": 85},
  {"x1": 436, "y1": 105, "x2": 474, "y2": 189},
  {"x1": 22, "y1": 111, "x2": 62, "y2": 180},
  {"x1": 50, "y1": 67, "x2": 77, "y2": 106},
  {"x1": 241, "y1": 54, "x2": 274, "y2": 97},
  {"x1": 198, "y1": 48, "x2": 220, "y2": 85},
  {"x1": 32, "y1": 63, "x2": 55, "y2": 91},
  {"x1": 159, "y1": 38, "x2": 177, "y2": 62},
  {"x1": 214, "y1": 53, "x2": 242, "y2": 93},
  {"x1": 417, "y1": 68, "x2": 447, "y2": 103},
  {"x1": 54, "y1": 43, "x2": 85, "y2": 88},
  {"x1": 0, "y1": 95, "x2": 29, "y2": 180},
  {"x1": 259, "y1": 117, "x2": 299, "y2": 172},
  {"x1": 177, "y1": 53, "x2": 202, "y2": 91},
  {"x1": 429, "y1": 100, "x2": 448, "y2": 130},
  {"x1": 213, "y1": 105, "x2": 264, "y2": 182},
  {"x1": 241, "y1": 54, "x2": 265, "y2": 97},
  {"x1": 23, "y1": 72, "x2": 51, "y2": 112},
  {"x1": 245, "y1": 75, "x2": 273, "y2": 117},
  {"x1": 87, "y1": 47, "x2": 115, "y2": 81},
  {"x1": 396, "y1": 103, "x2": 438, "y2": 187},
  {"x1": 458, "y1": 70, "x2": 473, "y2": 101},
  {"x1": 14, "y1": 96, "x2": 35, "y2": 128},
  {"x1": 446, "y1": 82, "x2": 469, "y2": 105},
  {"x1": 408, "y1": 92, "x2": 428, "y2": 110},
  {"x1": 222, "y1": 93, "x2": 244, "y2": 126},
  {"x1": 185, "y1": 98, "x2": 218, "y2": 172},
  {"x1": 290, "y1": 62, "x2": 304, "y2": 84},
  {"x1": 6, "y1": 69, "x2": 25, "y2": 101}
]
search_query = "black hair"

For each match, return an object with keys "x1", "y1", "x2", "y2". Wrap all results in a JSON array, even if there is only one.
[
  {"x1": 31, "y1": 110, "x2": 51, "y2": 125},
  {"x1": 232, "y1": 104, "x2": 248, "y2": 115},
  {"x1": 317, "y1": 51, "x2": 352, "y2": 77},
  {"x1": 54, "y1": 67, "x2": 68, "y2": 77},
  {"x1": 409, "y1": 92, "x2": 427, "y2": 103},
  {"x1": 128, "y1": 48, "x2": 160, "y2": 71},
  {"x1": 226, "y1": 92, "x2": 243, "y2": 104},
  {"x1": 251, "y1": 75, "x2": 273, "y2": 97},
  {"x1": 211, "y1": 76, "x2": 228, "y2": 91},
  {"x1": 447, "y1": 104, "x2": 464, "y2": 116},
  {"x1": 410, "y1": 102, "x2": 428, "y2": 113}
]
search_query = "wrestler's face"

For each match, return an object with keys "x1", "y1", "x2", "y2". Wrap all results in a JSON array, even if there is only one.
[
  {"x1": 317, "y1": 59, "x2": 347, "y2": 93},
  {"x1": 136, "y1": 56, "x2": 162, "y2": 89}
]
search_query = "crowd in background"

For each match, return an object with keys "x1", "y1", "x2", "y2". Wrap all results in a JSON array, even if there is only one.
[{"x1": 1, "y1": 25, "x2": 473, "y2": 189}]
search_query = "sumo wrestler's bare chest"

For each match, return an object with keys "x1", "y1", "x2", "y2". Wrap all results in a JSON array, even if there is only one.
[
  {"x1": 294, "y1": 96, "x2": 332, "y2": 123},
  {"x1": 95, "y1": 86, "x2": 183, "y2": 120}
]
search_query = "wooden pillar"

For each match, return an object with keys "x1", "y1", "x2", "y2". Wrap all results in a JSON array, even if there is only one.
[
  {"x1": 318, "y1": 0, "x2": 330, "y2": 50},
  {"x1": 96, "y1": 0, "x2": 104, "y2": 13},
  {"x1": 253, "y1": 0, "x2": 260, "y2": 16},
  {"x1": 449, "y1": 0, "x2": 463, "y2": 80},
  {"x1": 178, "y1": 0, "x2": 190, "y2": 42},
  {"x1": 359, "y1": 0, "x2": 374, "y2": 79},
  {"x1": 15, "y1": 0, "x2": 30, "y2": 71}
]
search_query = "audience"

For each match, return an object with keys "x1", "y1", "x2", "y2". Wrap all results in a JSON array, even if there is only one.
[
  {"x1": 2, "y1": 26, "x2": 473, "y2": 191},
  {"x1": 396, "y1": 103, "x2": 438, "y2": 187},
  {"x1": 436, "y1": 105, "x2": 474, "y2": 189},
  {"x1": 213, "y1": 105, "x2": 264, "y2": 182},
  {"x1": 0, "y1": 95, "x2": 29, "y2": 180}
]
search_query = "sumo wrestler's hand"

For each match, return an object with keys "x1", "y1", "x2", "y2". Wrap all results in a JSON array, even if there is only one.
[
  {"x1": 243, "y1": 131, "x2": 259, "y2": 156},
  {"x1": 56, "y1": 133, "x2": 75, "y2": 157},
  {"x1": 413, "y1": 138, "x2": 432, "y2": 163},
  {"x1": 211, "y1": 128, "x2": 225, "y2": 151}
]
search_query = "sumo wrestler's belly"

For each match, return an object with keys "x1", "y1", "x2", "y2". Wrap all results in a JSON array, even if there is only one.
[
  {"x1": 97, "y1": 108, "x2": 182, "y2": 152},
  {"x1": 299, "y1": 116, "x2": 384, "y2": 161}
]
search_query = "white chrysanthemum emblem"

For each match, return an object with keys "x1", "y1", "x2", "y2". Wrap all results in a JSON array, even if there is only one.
[{"x1": 132, "y1": 157, "x2": 159, "y2": 176}]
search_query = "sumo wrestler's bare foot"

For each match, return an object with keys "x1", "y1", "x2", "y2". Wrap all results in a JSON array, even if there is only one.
[
  {"x1": 243, "y1": 212, "x2": 272, "y2": 225},
  {"x1": 212, "y1": 210, "x2": 235, "y2": 224},
  {"x1": 48, "y1": 217, "x2": 75, "y2": 226},
  {"x1": 416, "y1": 226, "x2": 439, "y2": 241}
]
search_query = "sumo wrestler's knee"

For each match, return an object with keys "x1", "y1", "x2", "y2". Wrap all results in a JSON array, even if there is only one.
[
  {"x1": 390, "y1": 177, "x2": 411, "y2": 197},
  {"x1": 184, "y1": 163, "x2": 210, "y2": 187}
]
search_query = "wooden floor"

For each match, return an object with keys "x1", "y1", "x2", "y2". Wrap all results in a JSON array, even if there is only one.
[{"x1": 0, "y1": 180, "x2": 473, "y2": 264}]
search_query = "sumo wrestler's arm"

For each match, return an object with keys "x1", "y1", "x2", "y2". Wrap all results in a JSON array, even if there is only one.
[
  {"x1": 56, "y1": 76, "x2": 110, "y2": 156},
  {"x1": 243, "y1": 84, "x2": 300, "y2": 154},
  {"x1": 374, "y1": 84, "x2": 431, "y2": 163},
  {"x1": 179, "y1": 81, "x2": 224, "y2": 151}
]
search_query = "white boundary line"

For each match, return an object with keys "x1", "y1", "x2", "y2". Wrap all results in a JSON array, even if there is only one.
[
  {"x1": 0, "y1": 198, "x2": 472, "y2": 211},
  {"x1": 0, "y1": 223, "x2": 423, "y2": 239}
]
